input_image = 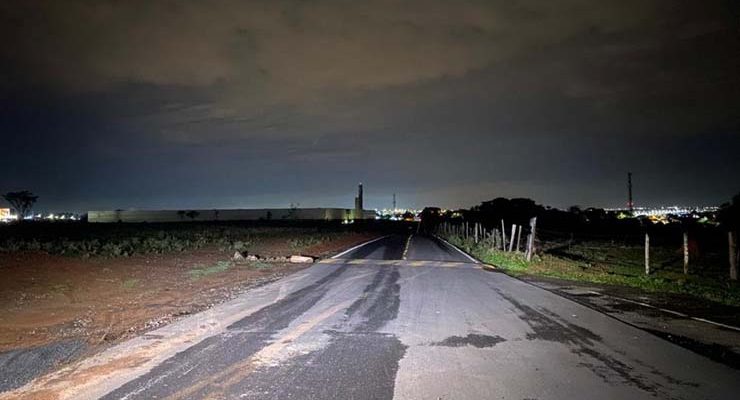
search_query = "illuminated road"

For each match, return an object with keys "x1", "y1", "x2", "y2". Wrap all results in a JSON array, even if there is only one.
[{"x1": 6, "y1": 234, "x2": 739, "y2": 399}]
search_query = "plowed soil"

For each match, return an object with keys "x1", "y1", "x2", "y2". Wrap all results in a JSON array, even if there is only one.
[{"x1": 0, "y1": 232, "x2": 377, "y2": 353}]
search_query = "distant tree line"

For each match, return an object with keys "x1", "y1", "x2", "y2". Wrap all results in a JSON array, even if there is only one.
[{"x1": 431, "y1": 192, "x2": 740, "y2": 239}]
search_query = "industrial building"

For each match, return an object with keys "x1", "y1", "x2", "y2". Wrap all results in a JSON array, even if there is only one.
[
  {"x1": 0, "y1": 208, "x2": 12, "y2": 222},
  {"x1": 88, "y1": 185, "x2": 374, "y2": 223}
]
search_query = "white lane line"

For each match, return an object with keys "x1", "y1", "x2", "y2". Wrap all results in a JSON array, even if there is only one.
[
  {"x1": 330, "y1": 235, "x2": 390, "y2": 259},
  {"x1": 589, "y1": 290, "x2": 689, "y2": 318},
  {"x1": 402, "y1": 234, "x2": 413, "y2": 260},
  {"x1": 588, "y1": 290, "x2": 740, "y2": 332},
  {"x1": 588, "y1": 290, "x2": 688, "y2": 317},
  {"x1": 690, "y1": 317, "x2": 740, "y2": 332},
  {"x1": 435, "y1": 235, "x2": 479, "y2": 264}
]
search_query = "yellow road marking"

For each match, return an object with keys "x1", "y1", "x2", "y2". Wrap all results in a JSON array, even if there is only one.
[
  {"x1": 401, "y1": 234, "x2": 413, "y2": 260},
  {"x1": 320, "y1": 258, "x2": 482, "y2": 269}
]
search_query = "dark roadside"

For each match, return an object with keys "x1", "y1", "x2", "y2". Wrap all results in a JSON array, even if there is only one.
[{"x1": 513, "y1": 274, "x2": 740, "y2": 369}]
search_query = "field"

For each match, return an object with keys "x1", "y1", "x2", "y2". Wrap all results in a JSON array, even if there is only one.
[
  {"x1": 0, "y1": 221, "x2": 362, "y2": 258},
  {"x1": 0, "y1": 222, "x2": 379, "y2": 363},
  {"x1": 443, "y1": 227, "x2": 740, "y2": 307}
]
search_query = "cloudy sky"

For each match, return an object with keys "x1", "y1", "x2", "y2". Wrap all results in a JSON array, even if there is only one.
[{"x1": 1, "y1": 0, "x2": 739, "y2": 212}]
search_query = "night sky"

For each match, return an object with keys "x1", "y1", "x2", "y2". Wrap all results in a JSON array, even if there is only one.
[{"x1": 1, "y1": 1, "x2": 739, "y2": 212}]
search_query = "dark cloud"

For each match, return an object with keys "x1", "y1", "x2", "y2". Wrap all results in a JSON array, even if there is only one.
[{"x1": 1, "y1": 0, "x2": 738, "y2": 211}]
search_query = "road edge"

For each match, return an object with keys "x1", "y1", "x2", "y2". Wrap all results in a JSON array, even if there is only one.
[
  {"x1": 504, "y1": 273, "x2": 740, "y2": 370},
  {"x1": 330, "y1": 235, "x2": 390, "y2": 259},
  {"x1": 433, "y1": 235, "x2": 497, "y2": 270}
]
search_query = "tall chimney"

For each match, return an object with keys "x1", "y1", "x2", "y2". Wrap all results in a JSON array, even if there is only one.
[
  {"x1": 357, "y1": 183, "x2": 363, "y2": 210},
  {"x1": 354, "y1": 183, "x2": 364, "y2": 220}
]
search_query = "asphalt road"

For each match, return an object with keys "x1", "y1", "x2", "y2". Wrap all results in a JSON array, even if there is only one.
[{"x1": 9, "y1": 234, "x2": 740, "y2": 399}]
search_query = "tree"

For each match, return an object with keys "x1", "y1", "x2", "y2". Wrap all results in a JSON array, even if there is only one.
[
  {"x1": 476, "y1": 197, "x2": 543, "y2": 227},
  {"x1": 287, "y1": 203, "x2": 299, "y2": 219},
  {"x1": 185, "y1": 210, "x2": 200, "y2": 220},
  {"x1": 718, "y1": 192, "x2": 740, "y2": 231},
  {"x1": 3, "y1": 191, "x2": 38, "y2": 219},
  {"x1": 420, "y1": 207, "x2": 442, "y2": 234},
  {"x1": 719, "y1": 192, "x2": 740, "y2": 280}
]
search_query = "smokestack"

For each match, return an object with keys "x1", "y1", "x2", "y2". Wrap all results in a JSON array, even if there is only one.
[
  {"x1": 358, "y1": 183, "x2": 363, "y2": 210},
  {"x1": 354, "y1": 183, "x2": 364, "y2": 219}
]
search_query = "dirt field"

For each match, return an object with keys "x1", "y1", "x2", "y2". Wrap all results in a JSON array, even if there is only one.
[{"x1": 0, "y1": 231, "x2": 377, "y2": 355}]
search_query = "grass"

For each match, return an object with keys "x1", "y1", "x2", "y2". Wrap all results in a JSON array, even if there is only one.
[
  {"x1": 287, "y1": 232, "x2": 343, "y2": 250},
  {"x1": 188, "y1": 258, "x2": 276, "y2": 280},
  {"x1": 445, "y1": 234, "x2": 740, "y2": 307},
  {"x1": 121, "y1": 278, "x2": 139, "y2": 289},
  {"x1": 49, "y1": 283, "x2": 71, "y2": 293},
  {"x1": 188, "y1": 261, "x2": 233, "y2": 280}
]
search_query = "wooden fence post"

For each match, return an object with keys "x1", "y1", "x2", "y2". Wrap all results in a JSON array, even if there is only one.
[
  {"x1": 730, "y1": 231, "x2": 738, "y2": 281},
  {"x1": 501, "y1": 220, "x2": 507, "y2": 251},
  {"x1": 683, "y1": 231, "x2": 689, "y2": 275},
  {"x1": 568, "y1": 232, "x2": 574, "y2": 251},
  {"x1": 516, "y1": 225, "x2": 523, "y2": 252},
  {"x1": 645, "y1": 232, "x2": 650, "y2": 275},
  {"x1": 526, "y1": 217, "x2": 537, "y2": 261},
  {"x1": 509, "y1": 224, "x2": 516, "y2": 252}
]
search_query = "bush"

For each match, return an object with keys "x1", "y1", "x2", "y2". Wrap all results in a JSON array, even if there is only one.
[{"x1": 0, "y1": 223, "x2": 260, "y2": 258}]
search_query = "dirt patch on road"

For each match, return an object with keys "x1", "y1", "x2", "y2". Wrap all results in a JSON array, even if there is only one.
[
  {"x1": 0, "y1": 230, "x2": 378, "y2": 391},
  {"x1": 430, "y1": 334, "x2": 506, "y2": 348}
]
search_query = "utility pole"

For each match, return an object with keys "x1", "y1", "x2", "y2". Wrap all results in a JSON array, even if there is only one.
[
  {"x1": 393, "y1": 193, "x2": 396, "y2": 211},
  {"x1": 730, "y1": 232, "x2": 738, "y2": 281},
  {"x1": 628, "y1": 172, "x2": 634, "y2": 212}
]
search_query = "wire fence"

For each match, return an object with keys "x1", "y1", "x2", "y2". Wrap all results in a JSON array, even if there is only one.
[{"x1": 437, "y1": 219, "x2": 733, "y2": 281}]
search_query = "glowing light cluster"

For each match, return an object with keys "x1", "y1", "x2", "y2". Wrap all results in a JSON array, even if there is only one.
[{"x1": 606, "y1": 206, "x2": 719, "y2": 218}]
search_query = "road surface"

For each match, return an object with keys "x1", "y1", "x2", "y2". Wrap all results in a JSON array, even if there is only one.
[{"x1": 7, "y1": 234, "x2": 740, "y2": 399}]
